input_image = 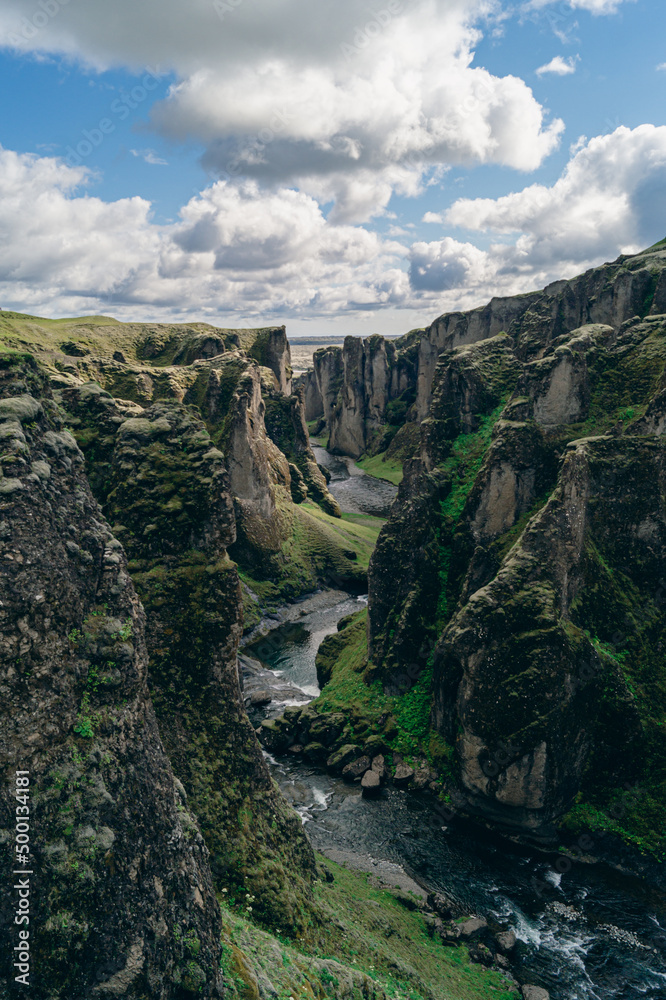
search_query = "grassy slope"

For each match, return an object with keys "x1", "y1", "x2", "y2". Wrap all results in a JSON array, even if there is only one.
[
  {"x1": 313, "y1": 610, "x2": 454, "y2": 774},
  {"x1": 356, "y1": 452, "x2": 404, "y2": 485},
  {"x1": 220, "y1": 854, "x2": 517, "y2": 1000},
  {"x1": 239, "y1": 507, "x2": 384, "y2": 628},
  {"x1": 0, "y1": 310, "x2": 278, "y2": 368}
]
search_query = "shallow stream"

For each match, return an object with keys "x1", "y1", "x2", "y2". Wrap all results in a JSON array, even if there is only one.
[{"x1": 311, "y1": 443, "x2": 398, "y2": 517}]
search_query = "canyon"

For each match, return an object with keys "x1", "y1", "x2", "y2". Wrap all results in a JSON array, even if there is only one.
[{"x1": 0, "y1": 240, "x2": 665, "y2": 998}]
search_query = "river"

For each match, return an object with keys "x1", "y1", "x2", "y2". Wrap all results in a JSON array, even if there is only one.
[{"x1": 245, "y1": 445, "x2": 666, "y2": 1000}]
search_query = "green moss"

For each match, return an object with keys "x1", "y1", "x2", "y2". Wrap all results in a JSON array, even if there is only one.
[
  {"x1": 238, "y1": 504, "x2": 384, "y2": 614},
  {"x1": 313, "y1": 611, "x2": 453, "y2": 767},
  {"x1": 435, "y1": 403, "x2": 506, "y2": 626}
]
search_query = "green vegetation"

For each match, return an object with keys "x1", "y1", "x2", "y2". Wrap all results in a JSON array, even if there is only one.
[
  {"x1": 436, "y1": 403, "x2": 505, "y2": 626},
  {"x1": 218, "y1": 854, "x2": 518, "y2": 1000},
  {"x1": 0, "y1": 309, "x2": 281, "y2": 375},
  {"x1": 356, "y1": 451, "x2": 403, "y2": 485},
  {"x1": 239, "y1": 506, "x2": 384, "y2": 629},
  {"x1": 313, "y1": 611, "x2": 452, "y2": 771}
]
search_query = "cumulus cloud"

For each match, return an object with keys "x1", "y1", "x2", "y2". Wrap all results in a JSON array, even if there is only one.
[
  {"x1": 412, "y1": 126, "x2": 666, "y2": 303},
  {"x1": 0, "y1": 147, "x2": 409, "y2": 320},
  {"x1": 536, "y1": 55, "x2": 578, "y2": 76},
  {"x1": 2, "y1": 125, "x2": 666, "y2": 324},
  {"x1": 0, "y1": 0, "x2": 563, "y2": 221},
  {"x1": 409, "y1": 238, "x2": 491, "y2": 292}
]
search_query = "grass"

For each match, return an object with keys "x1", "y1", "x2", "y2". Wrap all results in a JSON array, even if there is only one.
[
  {"x1": 299, "y1": 504, "x2": 385, "y2": 573},
  {"x1": 217, "y1": 854, "x2": 518, "y2": 1000},
  {"x1": 238, "y1": 506, "x2": 384, "y2": 626},
  {"x1": 356, "y1": 452, "x2": 404, "y2": 485},
  {"x1": 313, "y1": 611, "x2": 453, "y2": 770},
  {"x1": 0, "y1": 309, "x2": 282, "y2": 372}
]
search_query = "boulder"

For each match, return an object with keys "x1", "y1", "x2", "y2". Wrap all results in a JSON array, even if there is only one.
[
  {"x1": 302, "y1": 742, "x2": 328, "y2": 762},
  {"x1": 364, "y1": 734, "x2": 389, "y2": 756},
  {"x1": 371, "y1": 754, "x2": 388, "y2": 781},
  {"x1": 361, "y1": 769, "x2": 382, "y2": 798},
  {"x1": 521, "y1": 988, "x2": 550, "y2": 1000},
  {"x1": 309, "y1": 713, "x2": 346, "y2": 746},
  {"x1": 495, "y1": 929, "x2": 517, "y2": 953},
  {"x1": 427, "y1": 891, "x2": 458, "y2": 920},
  {"x1": 326, "y1": 744, "x2": 363, "y2": 772},
  {"x1": 250, "y1": 690, "x2": 272, "y2": 706},
  {"x1": 459, "y1": 917, "x2": 488, "y2": 939},
  {"x1": 469, "y1": 943, "x2": 493, "y2": 966},
  {"x1": 342, "y1": 755, "x2": 372, "y2": 781},
  {"x1": 393, "y1": 763, "x2": 415, "y2": 788},
  {"x1": 258, "y1": 718, "x2": 292, "y2": 753}
]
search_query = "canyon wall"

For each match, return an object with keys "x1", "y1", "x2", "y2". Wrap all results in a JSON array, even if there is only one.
[
  {"x1": 0, "y1": 354, "x2": 224, "y2": 998},
  {"x1": 307, "y1": 246, "x2": 666, "y2": 464},
  {"x1": 367, "y1": 251, "x2": 666, "y2": 842}
]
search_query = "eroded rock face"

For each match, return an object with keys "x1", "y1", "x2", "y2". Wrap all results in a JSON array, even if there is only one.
[
  {"x1": 309, "y1": 247, "x2": 666, "y2": 465},
  {"x1": 0, "y1": 355, "x2": 222, "y2": 998},
  {"x1": 263, "y1": 386, "x2": 341, "y2": 516},
  {"x1": 60, "y1": 382, "x2": 317, "y2": 933},
  {"x1": 311, "y1": 346, "x2": 344, "y2": 429},
  {"x1": 223, "y1": 365, "x2": 294, "y2": 564},
  {"x1": 434, "y1": 437, "x2": 655, "y2": 830},
  {"x1": 328, "y1": 336, "x2": 394, "y2": 458},
  {"x1": 368, "y1": 302, "x2": 666, "y2": 839}
]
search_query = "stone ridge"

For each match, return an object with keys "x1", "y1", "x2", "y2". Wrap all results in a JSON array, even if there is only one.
[
  {"x1": 301, "y1": 244, "x2": 666, "y2": 464},
  {"x1": 0, "y1": 353, "x2": 223, "y2": 998}
]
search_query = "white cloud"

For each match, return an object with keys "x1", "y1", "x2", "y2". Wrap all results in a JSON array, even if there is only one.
[
  {"x1": 409, "y1": 238, "x2": 492, "y2": 292},
  {"x1": 657, "y1": 63, "x2": 666, "y2": 72},
  {"x1": 0, "y1": 0, "x2": 563, "y2": 221},
  {"x1": 0, "y1": 146, "x2": 408, "y2": 320},
  {"x1": 2, "y1": 127, "x2": 666, "y2": 325},
  {"x1": 525, "y1": 0, "x2": 635, "y2": 14},
  {"x1": 536, "y1": 55, "x2": 578, "y2": 76},
  {"x1": 130, "y1": 148, "x2": 168, "y2": 166},
  {"x1": 413, "y1": 126, "x2": 666, "y2": 302}
]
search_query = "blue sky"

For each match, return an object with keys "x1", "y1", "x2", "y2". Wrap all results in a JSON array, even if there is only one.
[{"x1": 0, "y1": 0, "x2": 665, "y2": 336}]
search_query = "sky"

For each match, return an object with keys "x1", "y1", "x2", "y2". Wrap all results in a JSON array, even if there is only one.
[{"x1": 0, "y1": 0, "x2": 665, "y2": 337}]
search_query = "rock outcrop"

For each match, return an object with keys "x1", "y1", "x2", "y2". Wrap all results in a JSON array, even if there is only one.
[
  {"x1": 263, "y1": 385, "x2": 341, "y2": 516},
  {"x1": 59, "y1": 380, "x2": 318, "y2": 933},
  {"x1": 367, "y1": 295, "x2": 666, "y2": 845},
  {"x1": 0, "y1": 354, "x2": 223, "y2": 998},
  {"x1": 307, "y1": 245, "x2": 666, "y2": 471}
]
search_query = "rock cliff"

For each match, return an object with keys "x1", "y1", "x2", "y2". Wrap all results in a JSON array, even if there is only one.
[
  {"x1": 0, "y1": 333, "x2": 519, "y2": 1000},
  {"x1": 60, "y1": 382, "x2": 317, "y2": 932},
  {"x1": 367, "y1": 272, "x2": 666, "y2": 848},
  {"x1": 307, "y1": 245, "x2": 666, "y2": 472},
  {"x1": 0, "y1": 354, "x2": 223, "y2": 998}
]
